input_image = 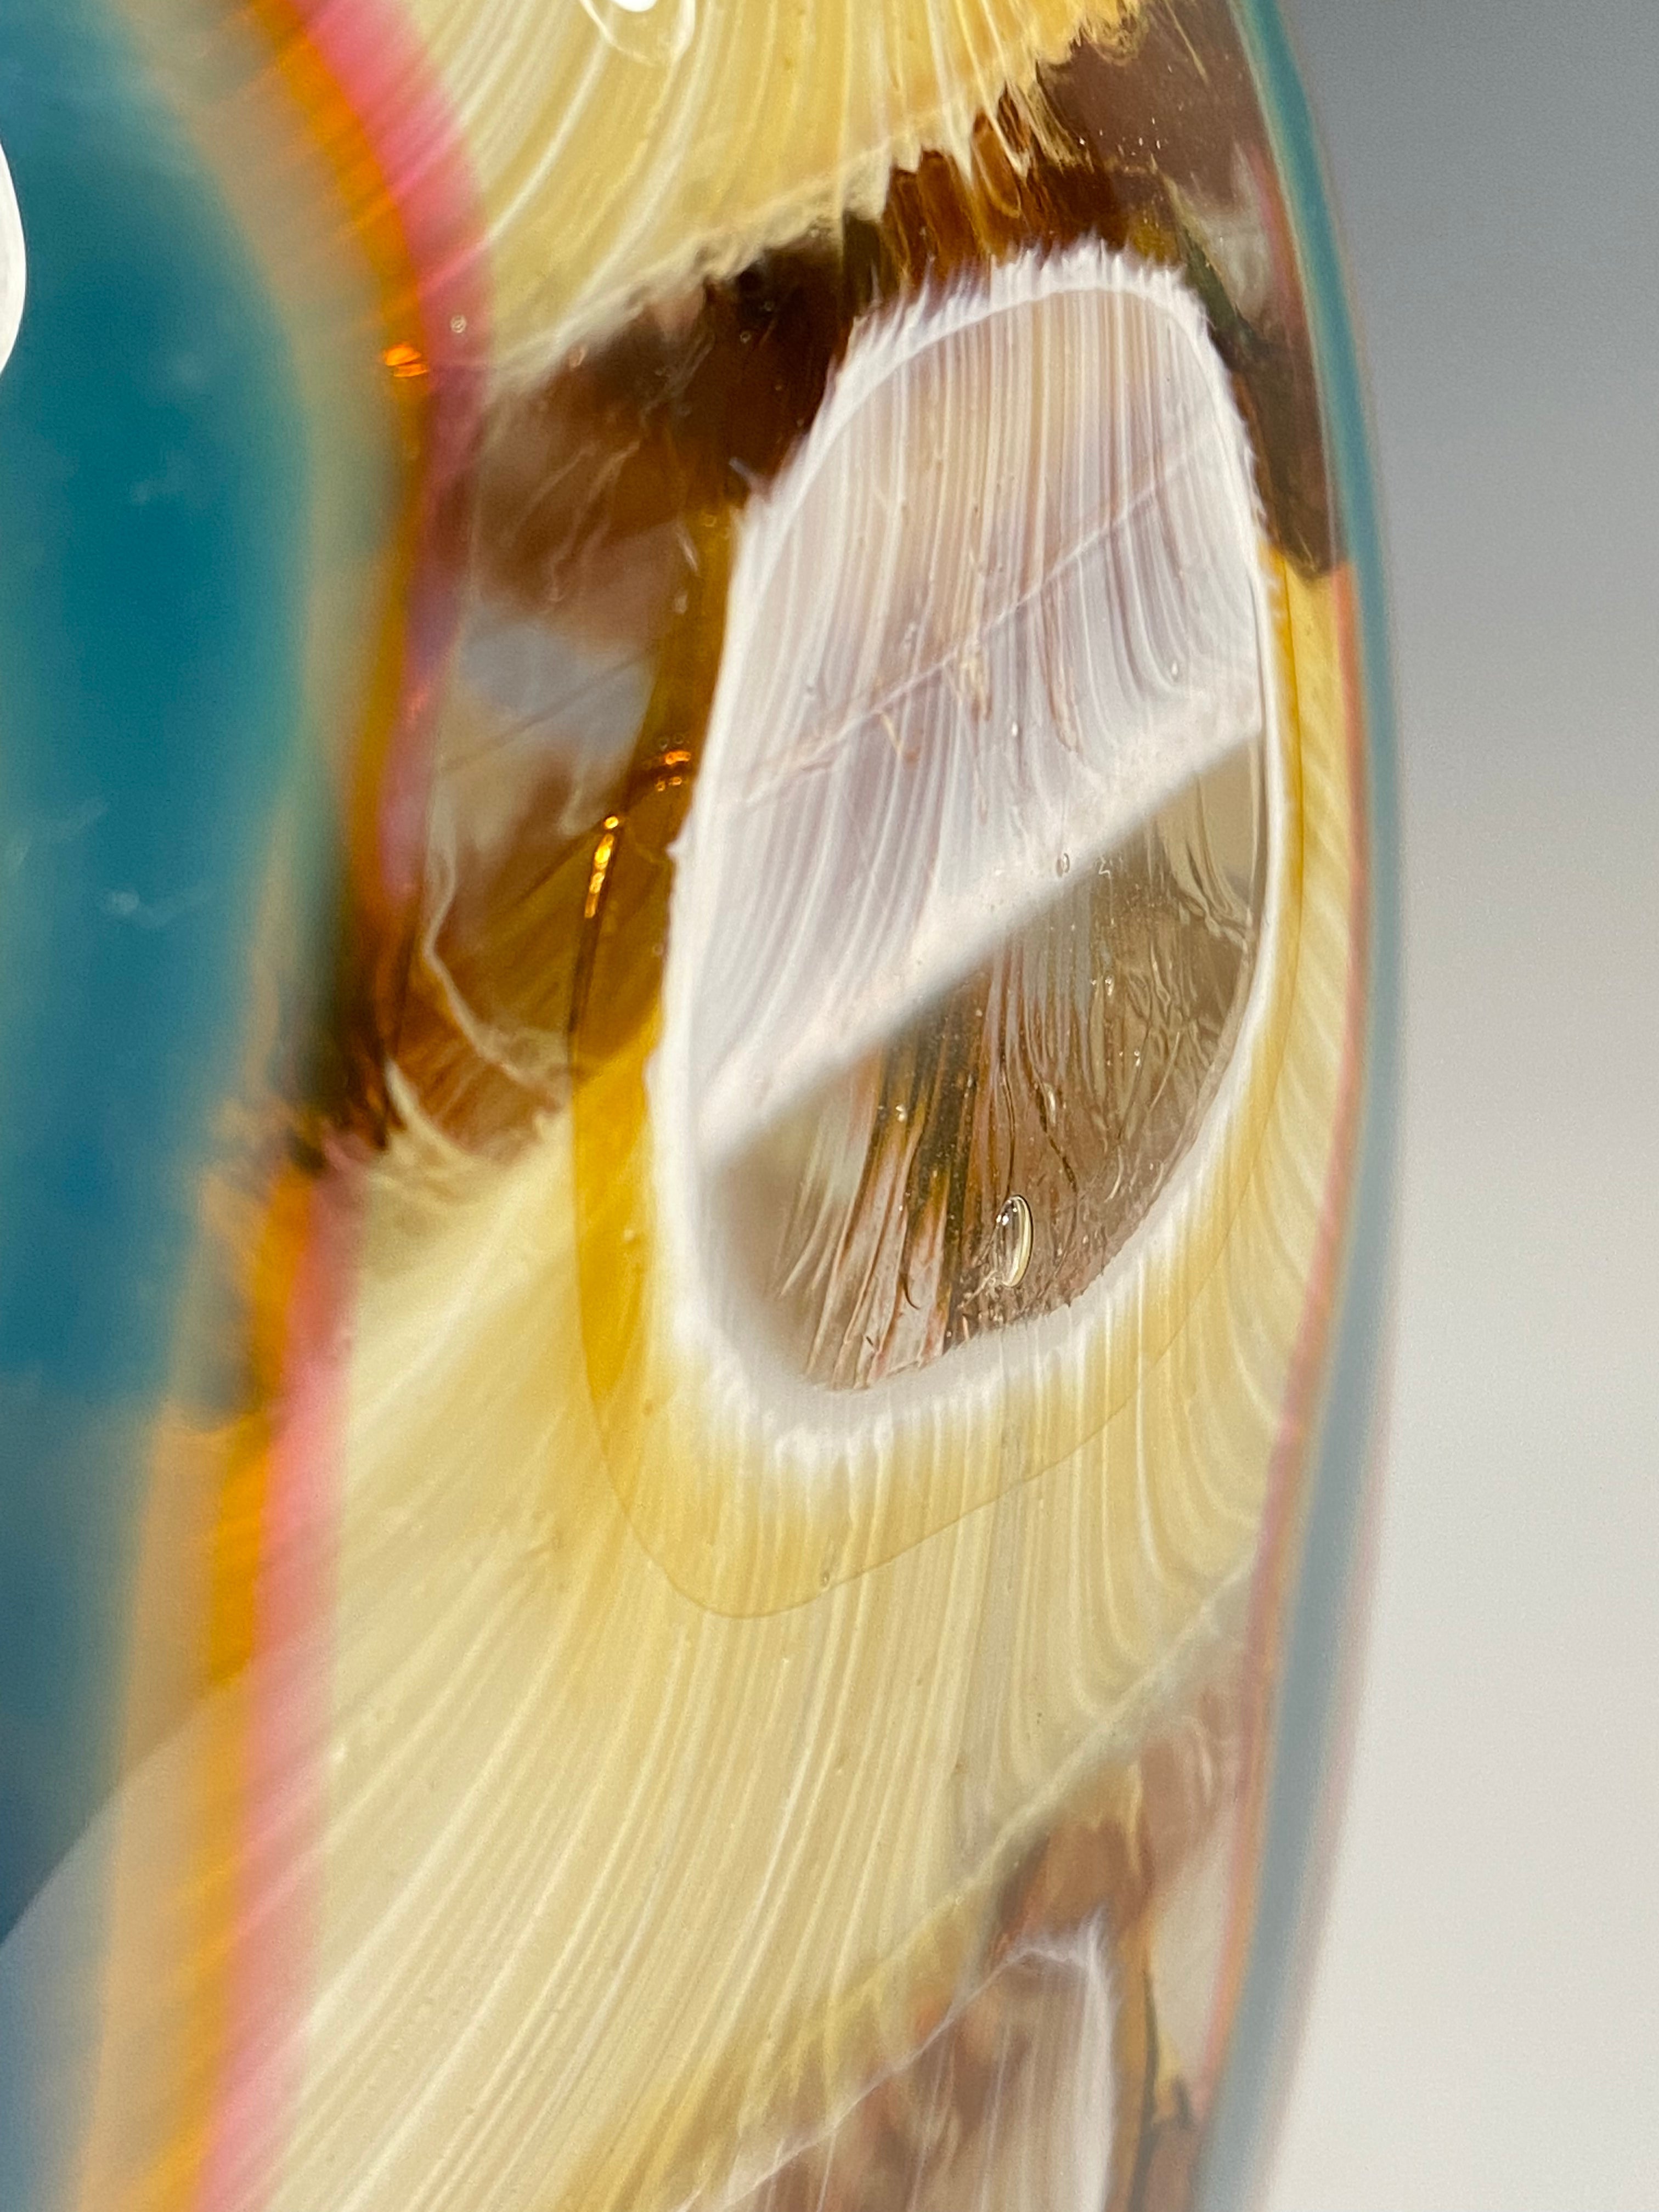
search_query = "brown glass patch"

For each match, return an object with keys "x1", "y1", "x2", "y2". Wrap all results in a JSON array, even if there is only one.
[{"x1": 338, "y1": 0, "x2": 1329, "y2": 1174}]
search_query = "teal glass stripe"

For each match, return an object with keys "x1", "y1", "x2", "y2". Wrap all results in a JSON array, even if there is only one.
[
  {"x1": 1197, "y1": 3, "x2": 1403, "y2": 2205},
  {"x1": 0, "y1": 0, "x2": 308, "y2": 1954}
]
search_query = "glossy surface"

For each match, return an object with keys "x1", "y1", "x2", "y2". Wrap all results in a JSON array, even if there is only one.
[{"x1": 0, "y1": 2, "x2": 1393, "y2": 2208}]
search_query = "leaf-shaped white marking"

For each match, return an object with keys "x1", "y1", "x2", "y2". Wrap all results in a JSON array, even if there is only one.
[{"x1": 0, "y1": 141, "x2": 25, "y2": 377}]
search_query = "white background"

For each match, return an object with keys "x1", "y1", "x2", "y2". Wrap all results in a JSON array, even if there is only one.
[{"x1": 1266, "y1": 2, "x2": 1659, "y2": 2205}]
